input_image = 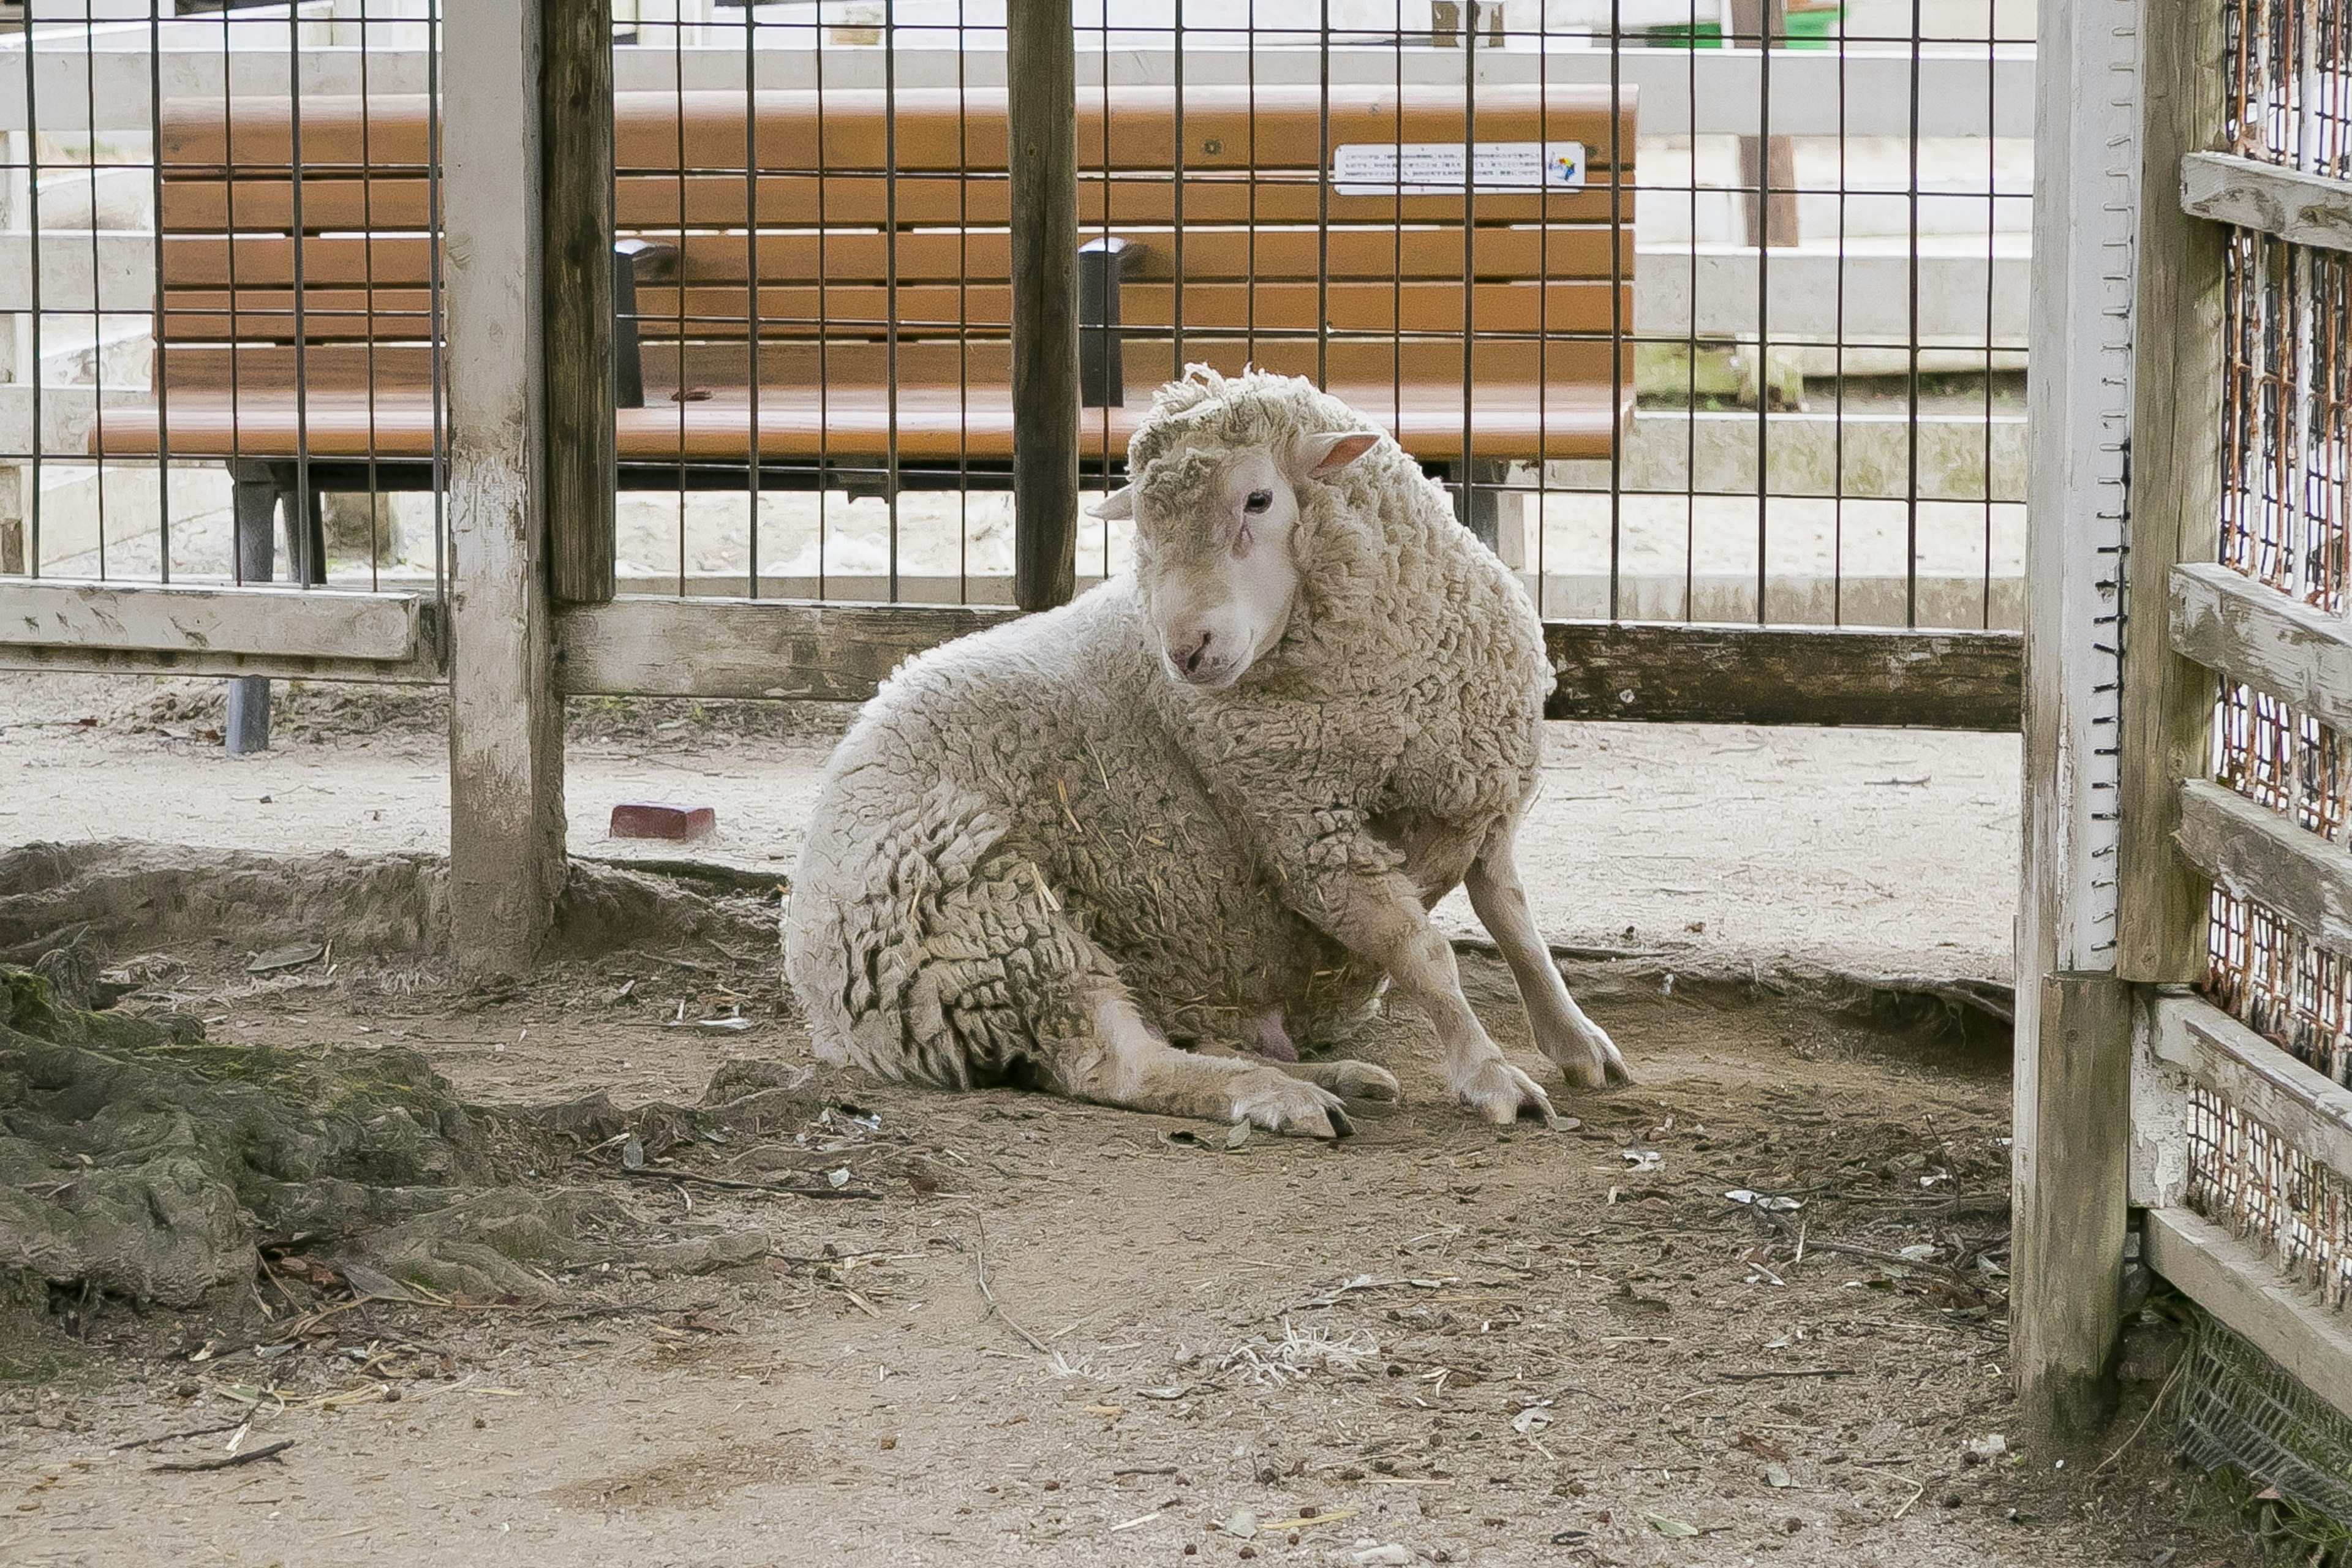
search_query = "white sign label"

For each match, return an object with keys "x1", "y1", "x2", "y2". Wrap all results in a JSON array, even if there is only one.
[{"x1": 1330, "y1": 140, "x2": 1586, "y2": 197}]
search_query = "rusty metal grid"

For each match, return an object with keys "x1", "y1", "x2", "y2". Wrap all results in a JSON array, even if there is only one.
[
  {"x1": 2226, "y1": 0, "x2": 2352, "y2": 178},
  {"x1": 2206, "y1": 887, "x2": 2352, "y2": 1084},
  {"x1": 2220, "y1": 228, "x2": 2352, "y2": 613},
  {"x1": 2188, "y1": 1081, "x2": 2352, "y2": 1309},
  {"x1": 2214, "y1": 680, "x2": 2350, "y2": 841}
]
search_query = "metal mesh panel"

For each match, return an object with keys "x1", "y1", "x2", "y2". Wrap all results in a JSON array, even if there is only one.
[
  {"x1": 2220, "y1": 228, "x2": 2352, "y2": 612},
  {"x1": 2178, "y1": 1310, "x2": 2352, "y2": 1529},
  {"x1": 2225, "y1": 0, "x2": 2352, "y2": 179},
  {"x1": 2188, "y1": 1080, "x2": 2352, "y2": 1305},
  {"x1": 2, "y1": 1, "x2": 2026, "y2": 625},
  {"x1": 2206, "y1": 888, "x2": 2352, "y2": 1084},
  {"x1": 2214, "y1": 680, "x2": 2351, "y2": 841}
]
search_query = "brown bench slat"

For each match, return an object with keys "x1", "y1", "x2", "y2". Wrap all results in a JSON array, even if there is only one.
[
  {"x1": 156, "y1": 224, "x2": 1626, "y2": 292},
  {"x1": 150, "y1": 332, "x2": 1627, "y2": 400},
  {"x1": 162, "y1": 85, "x2": 1634, "y2": 175},
  {"x1": 162, "y1": 170, "x2": 1631, "y2": 236},
  {"x1": 94, "y1": 382, "x2": 1630, "y2": 464},
  {"x1": 161, "y1": 277, "x2": 1629, "y2": 344}
]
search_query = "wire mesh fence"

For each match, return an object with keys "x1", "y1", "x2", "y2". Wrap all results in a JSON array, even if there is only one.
[{"x1": 1, "y1": 0, "x2": 2026, "y2": 627}]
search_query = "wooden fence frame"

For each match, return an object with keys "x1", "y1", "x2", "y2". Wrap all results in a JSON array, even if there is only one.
[
  {"x1": 0, "y1": 1, "x2": 2026, "y2": 973},
  {"x1": 2017, "y1": 0, "x2": 2352, "y2": 1449}
]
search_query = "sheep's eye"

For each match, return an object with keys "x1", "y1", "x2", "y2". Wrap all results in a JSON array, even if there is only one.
[{"x1": 1243, "y1": 490, "x2": 1273, "y2": 514}]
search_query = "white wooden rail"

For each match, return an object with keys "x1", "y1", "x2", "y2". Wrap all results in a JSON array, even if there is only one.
[{"x1": 0, "y1": 579, "x2": 440, "y2": 681}]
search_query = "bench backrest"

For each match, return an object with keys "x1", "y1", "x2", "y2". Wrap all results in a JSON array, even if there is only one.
[{"x1": 155, "y1": 83, "x2": 1634, "y2": 410}]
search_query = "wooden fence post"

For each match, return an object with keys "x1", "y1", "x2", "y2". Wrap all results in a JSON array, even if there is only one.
[
  {"x1": 543, "y1": 0, "x2": 618, "y2": 608},
  {"x1": 2015, "y1": 0, "x2": 2144, "y2": 1449},
  {"x1": 442, "y1": 0, "x2": 568, "y2": 973},
  {"x1": 1006, "y1": 0, "x2": 1079, "y2": 612},
  {"x1": 2117, "y1": 0, "x2": 2226, "y2": 982}
]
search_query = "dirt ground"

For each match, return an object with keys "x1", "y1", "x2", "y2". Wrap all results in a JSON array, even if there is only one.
[
  {"x1": 0, "y1": 672, "x2": 2019, "y2": 985},
  {"x1": 0, "y1": 670, "x2": 2256, "y2": 1567},
  {"x1": 0, "y1": 927, "x2": 2243, "y2": 1567}
]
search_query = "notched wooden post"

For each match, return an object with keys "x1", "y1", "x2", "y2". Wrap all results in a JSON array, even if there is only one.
[
  {"x1": 2117, "y1": 0, "x2": 2226, "y2": 982},
  {"x1": 443, "y1": 0, "x2": 568, "y2": 973}
]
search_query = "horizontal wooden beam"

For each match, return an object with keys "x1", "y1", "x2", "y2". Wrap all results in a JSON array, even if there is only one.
[
  {"x1": 1544, "y1": 620, "x2": 2022, "y2": 729},
  {"x1": 0, "y1": 581, "x2": 439, "y2": 681},
  {"x1": 2144, "y1": 1206, "x2": 2352, "y2": 1424},
  {"x1": 2180, "y1": 150, "x2": 2352, "y2": 253},
  {"x1": 2150, "y1": 993, "x2": 2352, "y2": 1191},
  {"x1": 554, "y1": 596, "x2": 1016, "y2": 699},
  {"x1": 2176, "y1": 778, "x2": 2352, "y2": 954},
  {"x1": 2170, "y1": 561, "x2": 2352, "y2": 733}
]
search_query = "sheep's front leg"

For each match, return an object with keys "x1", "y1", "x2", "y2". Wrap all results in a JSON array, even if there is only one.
[
  {"x1": 1465, "y1": 822, "x2": 1631, "y2": 1089},
  {"x1": 1052, "y1": 993, "x2": 1357, "y2": 1137},
  {"x1": 1319, "y1": 868, "x2": 1558, "y2": 1126}
]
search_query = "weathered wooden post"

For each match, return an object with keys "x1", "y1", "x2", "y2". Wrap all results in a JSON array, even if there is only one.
[
  {"x1": 2012, "y1": 0, "x2": 2157, "y2": 1450},
  {"x1": 442, "y1": 0, "x2": 609, "y2": 972},
  {"x1": 1006, "y1": 0, "x2": 1080, "y2": 611}
]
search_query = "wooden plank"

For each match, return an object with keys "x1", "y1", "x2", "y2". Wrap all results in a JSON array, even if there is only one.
[
  {"x1": 2145, "y1": 1207, "x2": 2352, "y2": 1425},
  {"x1": 164, "y1": 170, "x2": 1630, "y2": 235},
  {"x1": 156, "y1": 217, "x2": 1627, "y2": 286},
  {"x1": 2170, "y1": 560, "x2": 2352, "y2": 734},
  {"x1": 2117, "y1": 0, "x2": 2226, "y2": 982},
  {"x1": 1542, "y1": 622, "x2": 2022, "y2": 729},
  {"x1": 555, "y1": 597, "x2": 1015, "y2": 699},
  {"x1": 159, "y1": 85, "x2": 1635, "y2": 176},
  {"x1": 92, "y1": 379, "x2": 1631, "y2": 465},
  {"x1": 0, "y1": 581, "x2": 422, "y2": 662},
  {"x1": 541, "y1": 0, "x2": 617, "y2": 606},
  {"x1": 2180, "y1": 150, "x2": 2352, "y2": 254},
  {"x1": 441, "y1": 0, "x2": 567, "y2": 974},
  {"x1": 160, "y1": 277, "x2": 1629, "y2": 345},
  {"x1": 2175, "y1": 778, "x2": 2352, "y2": 954},
  {"x1": 0, "y1": 643, "x2": 443, "y2": 685},
  {"x1": 1008, "y1": 0, "x2": 1080, "y2": 614},
  {"x1": 2151, "y1": 993, "x2": 2352, "y2": 1190},
  {"x1": 2015, "y1": 973, "x2": 2134, "y2": 1446}
]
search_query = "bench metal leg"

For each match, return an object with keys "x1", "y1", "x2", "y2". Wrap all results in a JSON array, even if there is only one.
[
  {"x1": 225, "y1": 463, "x2": 280, "y2": 755},
  {"x1": 1443, "y1": 458, "x2": 1510, "y2": 554}
]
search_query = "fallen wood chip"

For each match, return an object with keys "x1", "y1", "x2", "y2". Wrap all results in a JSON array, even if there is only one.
[
  {"x1": 618, "y1": 1167, "x2": 881, "y2": 1199},
  {"x1": 113, "y1": 1419, "x2": 250, "y2": 1452},
  {"x1": 151, "y1": 1438, "x2": 295, "y2": 1472},
  {"x1": 1713, "y1": 1367, "x2": 1859, "y2": 1381}
]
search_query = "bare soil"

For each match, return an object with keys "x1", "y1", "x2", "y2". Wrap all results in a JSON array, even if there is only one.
[{"x1": 0, "y1": 934, "x2": 2237, "y2": 1568}]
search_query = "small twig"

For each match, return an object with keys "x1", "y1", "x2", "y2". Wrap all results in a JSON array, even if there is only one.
[
  {"x1": 114, "y1": 1419, "x2": 250, "y2": 1452},
  {"x1": 1112, "y1": 1465, "x2": 1179, "y2": 1477},
  {"x1": 151, "y1": 1438, "x2": 296, "y2": 1473},
  {"x1": 2091, "y1": 1355, "x2": 2189, "y2": 1477},
  {"x1": 1713, "y1": 1368, "x2": 1858, "y2": 1382},
  {"x1": 1890, "y1": 1477, "x2": 1927, "y2": 1520},
  {"x1": 973, "y1": 1216, "x2": 1052, "y2": 1355},
  {"x1": 1798, "y1": 1238, "x2": 1965, "y2": 1278},
  {"x1": 617, "y1": 1167, "x2": 880, "y2": 1200}
]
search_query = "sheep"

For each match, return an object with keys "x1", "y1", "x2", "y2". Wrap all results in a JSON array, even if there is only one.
[{"x1": 785, "y1": 368, "x2": 1630, "y2": 1136}]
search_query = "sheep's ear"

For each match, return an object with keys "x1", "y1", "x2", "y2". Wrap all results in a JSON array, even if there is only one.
[
  {"x1": 1298, "y1": 431, "x2": 1381, "y2": 478},
  {"x1": 1089, "y1": 486, "x2": 1136, "y2": 520}
]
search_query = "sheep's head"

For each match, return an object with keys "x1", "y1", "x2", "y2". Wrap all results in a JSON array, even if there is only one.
[{"x1": 1092, "y1": 429, "x2": 1380, "y2": 688}]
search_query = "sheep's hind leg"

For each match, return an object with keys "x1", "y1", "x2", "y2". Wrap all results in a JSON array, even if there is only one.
[
  {"x1": 1050, "y1": 993, "x2": 1359, "y2": 1137},
  {"x1": 1464, "y1": 823, "x2": 1631, "y2": 1090},
  {"x1": 1237, "y1": 1008, "x2": 1400, "y2": 1103}
]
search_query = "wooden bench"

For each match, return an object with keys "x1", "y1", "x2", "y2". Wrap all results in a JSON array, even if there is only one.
[{"x1": 99, "y1": 82, "x2": 1635, "y2": 559}]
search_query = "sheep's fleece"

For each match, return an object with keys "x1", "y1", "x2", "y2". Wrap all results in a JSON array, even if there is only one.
[{"x1": 786, "y1": 369, "x2": 1628, "y2": 1136}]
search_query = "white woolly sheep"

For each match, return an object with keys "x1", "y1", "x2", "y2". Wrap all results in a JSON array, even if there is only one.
[{"x1": 785, "y1": 368, "x2": 1629, "y2": 1136}]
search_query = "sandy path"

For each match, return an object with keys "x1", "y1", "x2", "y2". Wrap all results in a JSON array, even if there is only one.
[{"x1": 0, "y1": 671, "x2": 2017, "y2": 985}]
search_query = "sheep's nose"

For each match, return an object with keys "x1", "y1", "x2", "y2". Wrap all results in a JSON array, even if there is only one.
[{"x1": 1169, "y1": 629, "x2": 1213, "y2": 676}]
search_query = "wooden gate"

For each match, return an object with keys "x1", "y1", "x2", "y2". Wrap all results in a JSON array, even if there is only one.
[{"x1": 2018, "y1": 0, "x2": 2352, "y2": 1443}]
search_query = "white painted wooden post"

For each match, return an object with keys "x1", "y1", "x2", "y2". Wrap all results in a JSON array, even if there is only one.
[
  {"x1": 441, "y1": 0, "x2": 567, "y2": 973},
  {"x1": 2014, "y1": 0, "x2": 2142, "y2": 1447}
]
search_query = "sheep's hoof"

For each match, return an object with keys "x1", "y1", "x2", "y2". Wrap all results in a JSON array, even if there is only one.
[
  {"x1": 1452, "y1": 1059, "x2": 1558, "y2": 1127},
  {"x1": 1545, "y1": 1027, "x2": 1634, "y2": 1090},
  {"x1": 1303, "y1": 1059, "x2": 1400, "y2": 1102},
  {"x1": 1230, "y1": 1071, "x2": 1354, "y2": 1139}
]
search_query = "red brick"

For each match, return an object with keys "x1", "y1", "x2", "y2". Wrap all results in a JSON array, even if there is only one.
[{"x1": 609, "y1": 802, "x2": 717, "y2": 841}]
